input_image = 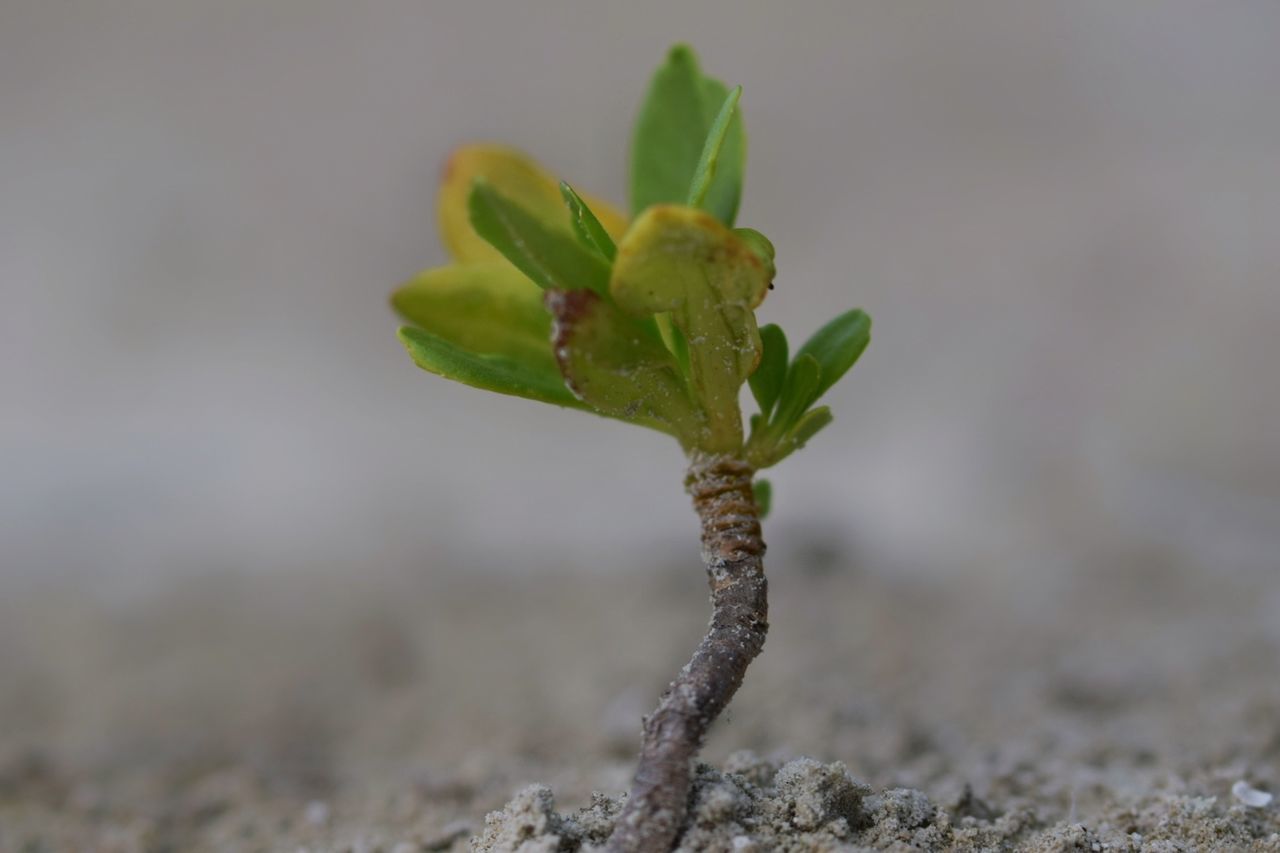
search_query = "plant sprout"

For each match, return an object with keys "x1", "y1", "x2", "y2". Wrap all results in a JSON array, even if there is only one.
[{"x1": 392, "y1": 44, "x2": 870, "y2": 852}]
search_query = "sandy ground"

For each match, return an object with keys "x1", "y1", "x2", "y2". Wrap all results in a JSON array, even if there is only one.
[
  {"x1": 4, "y1": 4, "x2": 1280, "y2": 850},
  {"x1": 2, "y1": 531, "x2": 1278, "y2": 852}
]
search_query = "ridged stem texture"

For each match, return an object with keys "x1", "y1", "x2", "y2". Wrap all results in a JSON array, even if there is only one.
[{"x1": 606, "y1": 454, "x2": 768, "y2": 852}]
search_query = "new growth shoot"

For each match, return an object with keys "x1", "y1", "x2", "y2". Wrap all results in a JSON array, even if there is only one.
[{"x1": 390, "y1": 44, "x2": 870, "y2": 852}]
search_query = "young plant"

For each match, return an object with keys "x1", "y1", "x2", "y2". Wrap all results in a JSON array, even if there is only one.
[{"x1": 391, "y1": 45, "x2": 870, "y2": 852}]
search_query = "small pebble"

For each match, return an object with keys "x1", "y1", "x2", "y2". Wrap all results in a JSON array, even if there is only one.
[{"x1": 1232, "y1": 780, "x2": 1273, "y2": 808}]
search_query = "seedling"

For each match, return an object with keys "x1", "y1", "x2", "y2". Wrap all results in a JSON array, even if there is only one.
[{"x1": 391, "y1": 45, "x2": 870, "y2": 852}]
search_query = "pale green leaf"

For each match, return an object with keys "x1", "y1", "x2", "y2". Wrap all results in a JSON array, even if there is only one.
[
  {"x1": 391, "y1": 262, "x2": 554, "y2": 370},
  {"x1": 545, "y1": 288, "x2": 701, "y2": 443},
  {"x1": 733, "y1": 227, "x2": 776, "y2": 281},
  {"x1": 611, "y1": 205, "x2": 773, "y2": 451}
]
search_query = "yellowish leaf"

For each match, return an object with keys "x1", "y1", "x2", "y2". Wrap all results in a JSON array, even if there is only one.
[
  {"x1": 391, "y1": 261, "x2": 554, "y2": 369},
  {"x1": 438, "y1": 144, "x2": 627, "y2": 263}
]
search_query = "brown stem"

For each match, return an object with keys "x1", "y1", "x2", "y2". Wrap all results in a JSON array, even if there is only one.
[{"x1": 606, "y1": 454, "x2": 768, "y2": 853}]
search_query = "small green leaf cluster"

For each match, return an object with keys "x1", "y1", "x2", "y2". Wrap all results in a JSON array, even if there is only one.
[
  {"x1": 746, "y1": 310, "x2": 871, "y2": 468},
  {"x1": 393, "y1": 44, "x2": 870, "y2": 480}
]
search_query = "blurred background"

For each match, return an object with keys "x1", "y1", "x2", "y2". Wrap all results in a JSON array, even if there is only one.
[{"x1": 2, "y1": 1, "x2": 1278, "y2": 849}]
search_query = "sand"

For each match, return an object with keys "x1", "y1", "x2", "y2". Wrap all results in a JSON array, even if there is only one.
[
  {"x1": 2, "y1": 542, "x2": 1278, "y2": 851},
  {"x1": 475, "y1": 755, "x2": 1280, "y2": 851}
]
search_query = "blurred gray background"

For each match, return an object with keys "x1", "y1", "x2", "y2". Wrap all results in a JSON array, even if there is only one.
[{"x1": 3, "y1": 1, "x2": 1278, "y2": 589}]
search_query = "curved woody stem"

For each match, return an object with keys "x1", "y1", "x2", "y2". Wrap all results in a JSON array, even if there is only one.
[{"x1": 606, "y1": 454, "x2": 769, "y2": 853}]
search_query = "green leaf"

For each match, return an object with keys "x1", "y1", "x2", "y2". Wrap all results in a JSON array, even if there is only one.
[
  {"x1": 611, "y1": 205, "x2": 773, "y2": 451},
  {"x1": 788, "y1": 406, "x2": 833, "y2": 450},
  {"x1": 560, "y1": 181, "x2": 617, "y2": 262},
  {"x1": 439, "y1": 144, "x2": 629, "y2": 264},
  {"x1": 687, "y1": 86, "x2": 742, "y2": 210},
  {"x1": 760, "y1": 406, "x2": 834, "y2": 466},
  {"x1": 748, "y1": 323, "x2": 788, "y2": 417},
  {"x1": 771, "y1": 354, "x2": 820, "y2": 432},
  {"x1": 733, "y1": 227, "x2": 776, "y2": 281},
  {"x1": 391, "y1": 262, "x2": 555, "y2": 370},
  {"x1": 469, "y1": 179, "x2": 611, "y2": 295},
  {"x1": 752, "y1": 478, "x2": 772, "y2": 519},
  {"x1": 398, "y1": 326, "x2": 581, "y2": 408},
  {"x1": 545, "y1": 289, "x2": 701, "y2": 443},
  {"x1": 631, "y1": 44, "x2": 745, "y2": 225},
  {"x1": 694, "y1": 73, "x2": 745, "y2": 225},
  {"x1": 796, "y1": 309, "x2": 872, "y2": 401}
]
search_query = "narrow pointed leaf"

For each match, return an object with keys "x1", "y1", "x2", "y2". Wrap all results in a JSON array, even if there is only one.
[
  {"x1": 749, "y1": 323, "x2": 788, "y2": 417},
  {"x1": 469, "y1": 179, "x2": 611, "y2": 295},
  {"x1": 788, "y1": 406, "x2": 833, "y2": 450},
  {"x1": 391, "y1": 262, "x2": 555, "y2": 370},
  {"x1": 761, "y1": 406, "x2": 834, "y2": 466},
  {"x1": 796, "y1": 309, "x2": 872, "y2": 400},
  {"x1": 631, "y1": 45, "x2": 745, "y2": 225},
  {"x1": 771, "y1": 354, "x2": 820, "y2": 431},
  {"x1": 560, "y1": 181, "x2": 617, "y2": 261},
  {"x1": 687, "y1": 86, "x2": 742, "y2": 210},
  {"x1": 697, "y1": 73, "x2": 746, "y2": 225},
  {"x1": 546, "y1": 289, "x2": 701, "y2": 442},
  {"x1": 611, "y1": 205, "x2": 773, "y2": 450},
  {"x1": 398, "y1": 326, "x2": 581, "y2": 408},
  {"x1": 440, "y1": 143, "x2": 627, "y2": 263}
]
